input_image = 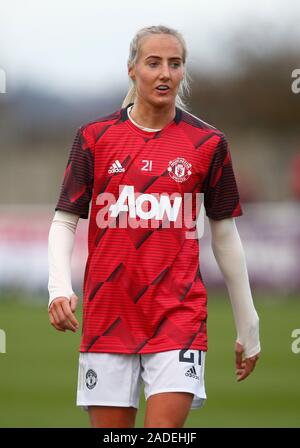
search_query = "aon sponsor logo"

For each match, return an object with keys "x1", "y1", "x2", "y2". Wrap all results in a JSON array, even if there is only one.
[{"x1": 109, "y1": 185, "x2": 182, "y2": 221}]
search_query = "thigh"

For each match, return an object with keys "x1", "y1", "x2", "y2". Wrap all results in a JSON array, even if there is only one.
[
  {"x1": 76, "y1": 352, "x2": 143, "y2": 426},
  {"x1": 144, "y1": 391, "x2": 193, "y2": 428},
  {"x1": 88, "y1": 405, "x2": 138, "y2": 428},
  {"x1": 142, "y1": 349, "x2": 206, "y2": 427}
]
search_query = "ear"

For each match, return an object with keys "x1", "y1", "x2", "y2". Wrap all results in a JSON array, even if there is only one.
[{"x1": 128, "y1": 64, "x2": 136, "y2": 81}]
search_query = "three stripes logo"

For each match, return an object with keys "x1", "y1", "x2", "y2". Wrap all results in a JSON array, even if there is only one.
[
  {"x1": 108, "y1": 159, "x2": 125, "y2": 174},
  {"x1": 185, "y1": 366, "x2": 199, "y2": 380}
]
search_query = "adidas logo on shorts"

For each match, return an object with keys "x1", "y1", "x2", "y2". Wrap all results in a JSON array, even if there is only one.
[
  {"x1": 108, "y1": 160, "x2": 125, "y2": 174},
  {"x1": 185, "y1": 366, "x2": 199, "y2": 380}
]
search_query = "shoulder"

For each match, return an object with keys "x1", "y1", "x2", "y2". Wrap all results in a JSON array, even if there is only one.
[
  {"x1": 78, "y1": 108, "x2": 122, "y2": 142},
  {"x1": 179, "y1": 109, "x2": 231, "y2": 155},
  {"x1": 179, "y1": 108, "x2": 224, "y2": 138}
]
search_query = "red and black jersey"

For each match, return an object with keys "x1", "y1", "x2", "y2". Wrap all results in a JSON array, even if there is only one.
[{"x1": 55, "y1": 103, "x2": 242, "y2": 354}]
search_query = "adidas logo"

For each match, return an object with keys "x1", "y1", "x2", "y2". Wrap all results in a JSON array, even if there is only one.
[
  {"x1": 108, "y1": 160, "x2": 125, "y2": 174},
  {"x1": 185, "y1": 366, "x2": 199, "y2": 380}
]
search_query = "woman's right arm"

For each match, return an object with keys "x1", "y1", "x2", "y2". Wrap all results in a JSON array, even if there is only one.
[{"x1": 48, "y1": 210, "x2": 80, "y2": 332}]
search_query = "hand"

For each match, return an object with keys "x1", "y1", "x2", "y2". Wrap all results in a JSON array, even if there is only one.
[
  {"x1": 48, "y1": 294, "x2": 80, "y2": 333},
  {"x1": 235, "y1": 342, "x2": 260, "y2": 382}
]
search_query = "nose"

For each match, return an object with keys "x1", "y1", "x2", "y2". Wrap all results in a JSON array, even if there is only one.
[{"x1": 159, "y1": 62, "x2": 171, "y2": 80}]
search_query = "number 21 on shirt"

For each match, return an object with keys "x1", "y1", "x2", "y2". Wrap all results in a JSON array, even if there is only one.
[{"x1": 141, "y1": 160, "x2": 153, "y2": 171}]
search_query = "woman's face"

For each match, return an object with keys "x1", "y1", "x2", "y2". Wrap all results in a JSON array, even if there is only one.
[{"x1": 128, "y1": 34, "x2": 185, "y2": 108}]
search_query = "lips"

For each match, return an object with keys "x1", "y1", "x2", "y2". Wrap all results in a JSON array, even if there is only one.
[{"x1": 156, "y1": 85, "x2": 170, "y2": 90}]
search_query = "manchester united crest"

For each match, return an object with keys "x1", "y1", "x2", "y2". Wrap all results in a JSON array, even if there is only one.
[
  {"x1": 168, "y1": 157, "x2": 192, "y2": 183},
  {"x1": 86, "y1": 369, "x2": 97, "y2": 390}
]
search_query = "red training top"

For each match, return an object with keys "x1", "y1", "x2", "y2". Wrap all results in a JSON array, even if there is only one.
[{"x1": 55, "y1": 103, "x2": 242, "y2": 354}]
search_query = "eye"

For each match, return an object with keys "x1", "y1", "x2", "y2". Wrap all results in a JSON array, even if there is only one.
[
  {"x1": 171, "y1": 62, "x2": 181, "y2": 68},
  {"x1": 149, "y1": 62, "x2": 158, "y2": 67}
]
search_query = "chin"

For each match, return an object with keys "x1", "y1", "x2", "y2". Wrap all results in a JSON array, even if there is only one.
[{"x1": 150, "y1": 95, "x2": 175, "y2": 108}]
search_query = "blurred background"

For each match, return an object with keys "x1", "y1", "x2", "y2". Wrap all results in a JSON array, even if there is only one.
[{"x1": 0, "y1": 0, "x2": 299, "y2": 428}]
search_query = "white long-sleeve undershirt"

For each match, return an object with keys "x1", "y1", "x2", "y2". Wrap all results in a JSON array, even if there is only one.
[
  {"x1": 209, "y1": 217, "x2": 260, "y2": 358},
  {"x1": 47, "y1": 210, "x2": 79, "y2": 308},
  {"x1": 47, "y1": 210, "x2": 260, "y2": 357}
]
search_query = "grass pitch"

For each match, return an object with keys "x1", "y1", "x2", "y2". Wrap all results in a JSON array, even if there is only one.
[{"x1": 0, "y1": 292, "x2": 299, "y2": 427}]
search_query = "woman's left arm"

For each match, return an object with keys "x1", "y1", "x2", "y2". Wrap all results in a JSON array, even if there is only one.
[{"x1": 209, "y1": 217, "x2": 261, "y2": 381}]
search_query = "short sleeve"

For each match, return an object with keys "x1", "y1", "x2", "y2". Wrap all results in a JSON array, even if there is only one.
[
  {"x1": 55, "y1": 127, "x2": 94, "y2": 219},
  {"x1": 203, "y1": 134, "x2": 243, "y2": 220}
]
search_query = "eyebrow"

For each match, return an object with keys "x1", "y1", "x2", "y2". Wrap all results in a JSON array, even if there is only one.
[{"x1": 145, "y1": 55, "x2": 183, "y2": 61}]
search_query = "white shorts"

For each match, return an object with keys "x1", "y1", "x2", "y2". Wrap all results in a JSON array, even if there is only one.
[{"x1": 77, "y1": 349, "x2": 206, "y2": 410}]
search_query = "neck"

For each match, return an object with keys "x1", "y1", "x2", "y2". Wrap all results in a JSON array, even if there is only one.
[
  {"x1": 129, "y1": 99, "x2": 176, "y2": 129},
  {"x1": 128, "y1": 105, "x2": 161, "y2": 131}
]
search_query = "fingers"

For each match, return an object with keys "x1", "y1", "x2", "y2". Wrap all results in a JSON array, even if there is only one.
[
  {"x1": 70, "y1": 294, "x2": 79, "y2": 313},
  {"x1": 61, "y1": 300, "x2": 80, "y2": 331},
  {"x1": 236, "y1": 357, "x2": 258, "y2": 381},
  {"x1": 235, "y1": 342, "x2": 244, "y2": 370},
  {"x1": 235, "y1": 349, "x2": 260, "y2": 382},
  {"x1": 49, "y1": 308, "x2": 66, "y2": 332},
  {"x1": 48, "y1": 297, "x2": 80, "y2": 333}
]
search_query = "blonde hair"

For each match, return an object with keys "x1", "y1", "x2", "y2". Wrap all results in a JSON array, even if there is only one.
[{"x1": 122, "y1": 25, "x2": 191, "y2": 111}]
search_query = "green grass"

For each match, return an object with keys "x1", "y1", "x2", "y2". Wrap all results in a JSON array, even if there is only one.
[{"x1": 0, "y1": 293, "x2": 299, "y2": 427}]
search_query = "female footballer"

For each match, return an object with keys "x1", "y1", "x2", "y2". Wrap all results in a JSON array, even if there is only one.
[{"x1": 48, "y1": 25, "x2": 260, "y2": 428}]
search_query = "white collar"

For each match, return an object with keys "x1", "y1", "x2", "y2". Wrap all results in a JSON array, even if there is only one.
[{"x1": 127, "y1": 105, "x2": 162, "y2": 132}]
